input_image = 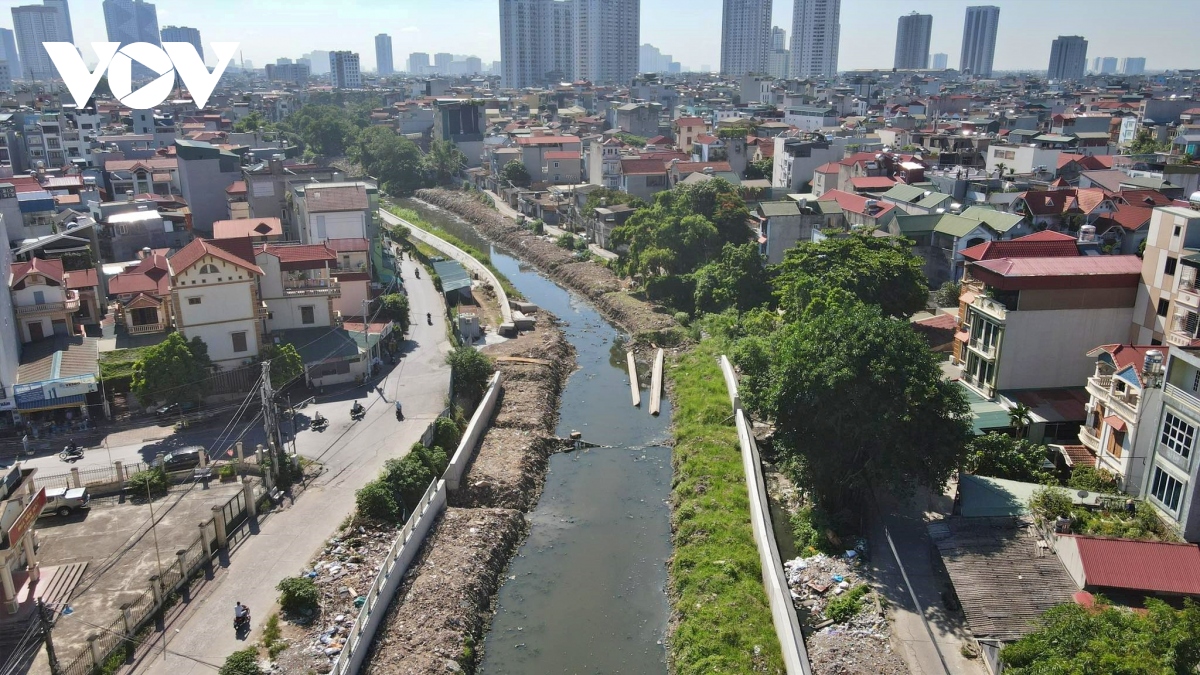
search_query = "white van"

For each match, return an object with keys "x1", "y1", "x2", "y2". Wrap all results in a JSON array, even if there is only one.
[{"x1": 39, "y1": 487, "x2": 90, "y2": 517}]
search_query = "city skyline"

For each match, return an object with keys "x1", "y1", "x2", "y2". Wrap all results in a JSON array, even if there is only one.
[{"x1": 0, "y1": 0, "x2": 1194, "y2": 74}]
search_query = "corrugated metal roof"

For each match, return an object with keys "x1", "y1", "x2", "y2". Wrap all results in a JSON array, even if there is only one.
[
  {"x1": 432, "y1": 259, "x2": 472, "y2": 293},
  {"x1": 1069, "y1": 536, "x2": 1200, "y2": 595},
  {"x1": 972, "y1": 255, "x2": 1142, "y2": 278}
]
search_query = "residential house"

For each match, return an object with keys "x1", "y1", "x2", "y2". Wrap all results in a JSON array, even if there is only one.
[
  {"x1": 326, "y1": 238, "x2": 372, "y2": 318},
  {"x1": 1009, "y1": 188, "x2": 1117, "y2": 232},
  {"x1": 1130, "y1": 206, "x2": 1200, "y2": 345},
  {"x1": 254, "y1": 243, "x2": 340, "y2": 332},
  {"x1": 586, "y1": 137, "x2": 624, "y2": 189},
  {"x1": 1079, "y1": 344, "x2": 1167, "y2": 489},
  {"x1": 589, "y1": 204, "x2": 637, "y2": 251},
  {"x1": 879, "y1": 183, "x2": 953, "y2": 215},
  {"x1": 107, "y1": 251, "x2": 172, "y2": 335},
  {"x1": 816, "y1": 190, "x2": 897, "y2": 231},
  {"x1": 669, "y1": 161, "x2": 734, "y2": 187},
  {"x1": 782, "y1": 105, "x2": 838, "y2": 132},
  {"x1": 673, "y1": 117, "x2": 708, "y2": 154},
  {"x1": 955, "y1": 255, "x2": 1142, "y2": 399},
  {"x1": 226, "y1": 180, "x2": 249, "y2": 219},
  {"x1": 174, "y1": 139, "x2": 244, "y2": 237},
  {"x1": 845, "y1": 176, "x2": 897, "y2": 195},
  {"x1": 1056, "y1": 535, "x2": 1200, "y2": 598},
  {"x1": 811, "y1": 162, "x2": 841, "y2": 196},
  {"x1": 1092, "y1": 204, "x2": 1153, "y2": 255},
  {"x1": 289, "y1": 182, "x2": 378, "y2": 245},
  {"x1": 895, "y1": 213, "x2": 1041, "y2": 286},
  {"x1": 515, "y1": 136, "x2": 583, "y2": 184},
  {"x1": 772, "y1": 135, "x2": 839, "y2": 192},
  {"x1": 169, "y1": 238, "x2": 266, "y2": 369},
  {"x1": 619, "y1": 158, "x2": 670, "y2": 202},
  {"x1": 242, "y1": 159, "x2": 342, "y2": 233},
  {"x1": 10, "y1": 258, "x2": 79, "y2": 342},
  {"x1": 93, "y1": 197, "x2": 191, "y2": 263},
  {"x1": 691, "y1": 135, "x2": 724, "y2": 162},
  {"x1": 65, "y1": 268, "x2": 99, "y2": 328},
  {"x1": 614, "y1": 103, "x2": 661, "y2": 138},
  {"x1": 104, "y1": 158, "x2": 180, "y2": 198},
  {"x1": 752, "y1": 201, "x2": 823, "y2": 264},
  {"x1": 985, "y1": 143, "x2": 1061, "y2": 177},
  {"x1": 213, "y1": 218, "x2": 284, "y2": 244},
  {"x1": 541, "y1": 150, "x2": 581, "y2": 185}
]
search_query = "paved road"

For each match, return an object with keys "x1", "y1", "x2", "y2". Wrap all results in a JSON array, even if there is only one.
[
  {"x1": 480, "y1": 188, "x2": 619, "y2": 261},
  {"x1": 127, "y1": 253, "x2": 453, "y2": 675}
]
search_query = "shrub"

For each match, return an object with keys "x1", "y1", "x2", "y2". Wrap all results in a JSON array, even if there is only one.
[
  {"x1": 276, "y1": 576, "x2": 319, "y2": 615},
  {"x1": 382, "y1": 453, "x2": 434, "y2": 511},
  {"x1": 433, "y1": 416, "x2": 462, "y2": 453},
  {"x1": 355, "y1": 479, "x2": 400, "y2": 522},
  {"x1": 219, "y1": 648, "x2": 262, "y2": 675},
  {"x1": 825, "y1": 584, "x2": 871, "y2": 623},
  {"x1": 1029, "y1": 486, "x2": 1073, "y2": 522},
  {"x1": 556, "y1": 233, "x2": 575, "y2": 249},
  {"x1": 673, "y1": 311, "x2": 691, "y2": 326},
  {"x1": 1068, "y1": 466, "x2": 1120, "y2": 493},
  {"x1": 129, "y1": 467, "x2": 170, "y2": 497},
  {"x1": 261, "y1": 614, "x2": 286, "y2": 659},
  {"x1": 935, "y1": 281, "x2": 962, "y2": 307}
]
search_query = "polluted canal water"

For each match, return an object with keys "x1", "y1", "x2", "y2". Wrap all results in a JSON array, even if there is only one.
[{"x1": 403, "y1": 200, "x2": 673, "y2": 674}]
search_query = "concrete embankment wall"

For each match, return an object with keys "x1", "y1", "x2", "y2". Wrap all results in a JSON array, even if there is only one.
[{"x1": 720, "y1": 355, "x2": 813, "y2": 675}]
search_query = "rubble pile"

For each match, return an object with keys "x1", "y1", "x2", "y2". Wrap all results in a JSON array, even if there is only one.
[{"x1": 784, "y1": 553, "x2": 909, "y2": 675}]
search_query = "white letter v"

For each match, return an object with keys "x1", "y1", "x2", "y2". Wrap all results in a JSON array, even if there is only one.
[{"x1": 44, "y1": 43, "x2": 119, "y2": 106}]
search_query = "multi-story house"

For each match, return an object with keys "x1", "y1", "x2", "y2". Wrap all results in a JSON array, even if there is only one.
[
  {"x1": 772, "y1": 135, "x2": 839, "y2": 192},
  {"x1": 107, "y1": 251, "x2": 172, "y2": 335},
  {"x1": 1131, "y1": 206, "x2": 1200, "y2": 346},
  {"x1": 673, "y1": 117, "x2": 708, "y2": 154},
  {"x1": 619, "y1": 158, "x2": 670, "y2": 202},
  {"x1": 288, "y1": 181, "x2": 379, "y2": 245},
  {"x1": 955, "y1": 254, "x2": 1142, "y2": 400},
  {"x1": 1008, "y1": 188, "x2": 1117, "y2": 232},
  {"x1": 175, "y1": 139, "x2": 244, "y2": 237},
  {"x1": 326, "y1": 238, "x2": 372, "y2": 319},
  {"x1": 1079, "y1": 344, "x2": 1166, "y2": 489},
  {"x1": 104, "y1": 158, "x2": 181, "y2": 198},
  {"x1": 586, "y1": 137, "x2": 623, "y2": 189},
  {"x1": 242, "y1": 158, "x2": 341, "y2": 232},
  {"x1": 254, "y1": 243, "x2": 340, "y2": 332},
  {"x1": 10, "y1": 258, "x2": 80, "y2": 343},
  {"x1": 515, "y1": 136, "x2": 583, "y2": 184},
  {"x1": 168, "y1": 238, "x2": 266, "y2": 369}
]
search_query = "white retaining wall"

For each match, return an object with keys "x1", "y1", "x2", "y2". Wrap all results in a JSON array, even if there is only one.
[
  {"x1": 380, "y1": 209, "x2": 513, "y2": 324},
  {"x1": 720, "y1": 355, "x2": 812, "y2": 675},
  {"x1": 445, "y1": 373, "x2": 502, "y2": 491}
]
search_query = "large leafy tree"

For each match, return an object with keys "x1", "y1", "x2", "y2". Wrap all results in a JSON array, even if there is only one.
[
  {"x1": 1000, "y1": 599, "x2": 1200, "y2": 674},
  {"x1": 692, "y1": 243, "x2": 772, "y2": 314},
  {"x1": 964, "y1": 433, "x2": 1055, "y2": 484},
  {"x1": 350, "y1": 126, "x2": 424, "y2": 195},
  {"x1": 374, "y1": 293, "x2": 411, "y2": 334},
  {"x1": 1127, "y1": 128, "x2": 1170, "y2": 155},
  {"x1": 744, "y1": 157, "x2": 774, "y2": 181},
  {"x1": 423, "y1": 140, "x2": 467, "y2": 185},
  {"x1": 772, "y1": 234, "x2": 929, "y2": 319},
  {"x1": 260, "y1": 343, "x2": 304, "y2": 390},
  {"x1": 132, "y1": 333, "x2": 211, "y2": 406},
  {"x1": 446, "y1": 345, "x2": 494, "y2": 405},
  {"x1": 611, "y1": 178, "x2": 752, "y2": 279},
  {"x1": 279, "y1": 104, "x2": 359, "y2": 156},
  {"x1": 746, "y1": 298, "x2": 971, "y2": 508},
  {"x1": 499, "y1": 160, "x2": 532, "y2": 188}
]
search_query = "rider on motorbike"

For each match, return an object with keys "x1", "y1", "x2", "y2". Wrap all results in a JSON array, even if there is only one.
[
  {"x1": 313, "y1": 411, "x2": 326, "y2": 426},
  {"x1": 66, "y1": 439, "x2": 79, "y2": 455},
  {"x1": 235, "y1": 602, "x2": 249, "y2": 623},
  {"x1": 426, "y1": 312, "x2": 432, "y2": 324},
  {"x1": 395, "y1": 401, "x2": 403, "y2": 418},
  {"x1": 351, "y1": 400, "x2": 364, "y2": 416}
]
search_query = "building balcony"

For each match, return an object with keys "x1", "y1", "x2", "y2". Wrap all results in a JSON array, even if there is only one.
[
  {"x1": 1079, "y1": 426, "x2": 1101, "y2": 452},
  {"x1": 971, "y1": 295, "x2": 1009, "y2": 322},
  {"x1": 1178, "y1": 279, "x2": 1200, "y2": 308},
  {"x1": 283, "y1": 278, "x2": 341, "y2": 297},
  {"x1": 1165, "y1": 382, "x2": 1200, "y2": 415},
  {"x1": 127, "y1": 321, "x2": 166, "y2": 335},
  {"x1": 257, "y1": 302, "x2": 269, "y2": 319},
  {"x1": 1167, "y1": 329, "x2": 1194, "y2": 348},
  {"x1": 15, "y1": 291, "x2": 80, "y2": 316},
  {"x1": 966, "y1": 339, "x2": 998, "y2": 359}
]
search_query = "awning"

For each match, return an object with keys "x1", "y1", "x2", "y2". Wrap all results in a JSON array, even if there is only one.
[
  {"x1": 757, "y1": 236, "x2": 767, "y2": 244},
  {"x1": 955, "y1": 330, "x2": 969, "y2": 342},
  {"x1": 1103, "y1": 415, "x2": 1126, "y2": 433},
  {"x1": 960, "y1": 291, "x2": 977, "y2": 304},
  {"x1": 17, "y1": 393, "x2": 86, "y2": 412}
]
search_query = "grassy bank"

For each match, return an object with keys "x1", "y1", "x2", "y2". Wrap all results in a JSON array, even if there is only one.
[
  {"x1": 668, "y1": 339, "x2": 784, "y2": 674},
  {"x1": 385, "y1": 205, "x2": 522, "y2": 301}
]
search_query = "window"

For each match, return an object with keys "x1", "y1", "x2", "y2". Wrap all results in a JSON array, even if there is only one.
[
  {"x1": 1175, "y1": 225, "x2": 1182, "y2": 236},
  {"x1": 1166, "y1": 256, "x2": 1178, "y2": 276},
  {"x1": 1194, "y1": 370, "x2": 1200, "y2": 393},
  {"x1": 1158, "y1": 298, "x2": 1171, "y2": 317},
  {"x1": 199, "y1": 264, "x2": 218, "y2": 274},
  {"x1": 1150, "y1": 466, "x2": 1184, "y2": 513},
  {"x1": 1160, "y1": 411, "x2": 1194, "y2": 460},
  {"x1": 231, "y1": 331, "x2": 248, "y2": 353},
  {"x1": 300, "y1": 305, "x2": 315, "y2": 325},
  {"x1": 553, "y1": 161, "x2": 560, "y2": 168},
  {"x1": 188, "y1": 297, "x2": 201, "y2": 305}
]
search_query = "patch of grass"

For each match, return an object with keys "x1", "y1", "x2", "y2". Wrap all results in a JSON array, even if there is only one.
[
  {"x1": 825, "y1": 584, "x2": 871, "y2": 623},
  {"x1": 261, "y1": 613, "x2": 287, "y2": 659},
  {"x1": 99, "y1": 345, "x2": 154, "y2": 379},
  {"x1": 386, "y1": 206, "x2": 523, "y2": 300},
  {"x1": 667, "y1": 341, "x2": 784, "y2": 675}
]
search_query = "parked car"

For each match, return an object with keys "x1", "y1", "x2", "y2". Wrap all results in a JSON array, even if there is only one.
[
  {"x1": 155, "y1": 401, "x2": 200, "y2": 417},
  {"x1": 153, "y1": 446, "x2": 205, "y2": 472},
  {"x1": 40, "y1": 487, "x2": 90, "y2": 517}
]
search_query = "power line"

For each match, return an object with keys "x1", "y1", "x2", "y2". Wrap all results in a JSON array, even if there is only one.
[{"x1": 39, "y1": 602, "x2": 222, "y2": 672}]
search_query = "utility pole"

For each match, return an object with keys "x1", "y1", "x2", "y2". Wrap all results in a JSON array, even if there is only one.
[
  {"x1": 362, "y1": 299, "x2": 372, "y2": 379},
  {"x1": 37, "y1": 599, "x2": 60, "y2": 675},
  {"x1": 260, "y1": 360, "x2": 277, "y2": 470}
]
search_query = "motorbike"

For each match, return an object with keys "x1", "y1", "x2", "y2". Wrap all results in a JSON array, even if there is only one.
[
  {"x1": 350, "y1": 405, "x2": 366, "y2": 421},
  {"x1": 415, "y1": 268, "x2": 420, "y2": 279},
  {"x1": 311, "y1": 415, "x2": 328, "y2": 432},
  {"x1": 395, "y1": 404, "x2": 404, "y2": 421},
  {"x1": 58, "y1": 446, "x2": 83, "y2": 462},
  {"x1": 426, "y1": 313, "x2": 432, "y2": 325},
  {"x1": 234, "y1": 611, "x2": 251, "y2": 635}
]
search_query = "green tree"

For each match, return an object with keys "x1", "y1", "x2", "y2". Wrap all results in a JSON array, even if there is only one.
[
  {"x1": 583, "y1": 188, "x2": 644, "y2": 213},
  {"x1": 374, "y1": 293, "x2": 411, "y2": 334},
  {"x1": 350, "y1": 126, "x2": 424, "y2": 195},
  {"x1": 964, "y1": 433, "x2": 1055, "y2": 483},
  {"x1": 260, "y1": 343, "x2": 303, "y2": 390},
  {"x1": 423, "y1": 139, "x2": 467, "y2": 185},
  {"x1": 280, "y1": 104, "x2": 359, "y2": 156},
  {"x1": 1000, "y1": 599, "x2": 1200, "y2": 674},
  {"x1": 275, "y1": 576, "x2": 319, "y2": 614},
  {"x1": 1128, "y1": 128, "x2": 1169, "y2": 155},
  {"x1": 744, "y1": 157, "x2": 774, "y2": 181},
  {"x1": 355, "y1": 479, "x2": 400, "y2": 522},
  {"x1": 691, "y1": 243, "x2": 771, "y2": 314},
  {"x1": 446, "y1": 345, "x2": 494, "y2": 405},
  {"x1": 1068, "y1": 466, "x2": 1121, "y2": 493},
  {"x1": 499, "y1": 159, "x2": 532, "y2": 188},
  {"x1": 131, "y1": 333, "x2": 210, "y2": 406},
  {"x1": 772, "y1": 234, "x2": 929, "y2": 319},
  {"x1": 612, "y1": 132, "x2": 648, "y2": 147},
  {"x1": 748, "y1": 299, "x2": 971, "y2": 508},
  {"x1": 433, "y1": 416, "x2": 462, "y2": 452},
  {"x1": 219, "y1": 648, "x2": 263, "y2": 675},
  {"x1": 233, "y1": 112, "x2": 265, "y2": 133},
  {"x1": 935, "y1": 280, "x2": 962, "y2": 307},
  {"x1": 381, "y1": 453, "x2": 433, "y2": 511},
  {"x1": 1008, "y1": 402, "x2": 1033, "y2": 438}
]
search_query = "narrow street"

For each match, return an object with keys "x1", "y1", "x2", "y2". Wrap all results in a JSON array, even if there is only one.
[{"x1": 124, "y1": 252, "x2": 453, "y2": 675}]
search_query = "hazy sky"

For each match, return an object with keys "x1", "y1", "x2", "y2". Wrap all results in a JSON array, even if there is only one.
[{"x1": 2, "y1": 0, "x2": 1197, "y2": 73}]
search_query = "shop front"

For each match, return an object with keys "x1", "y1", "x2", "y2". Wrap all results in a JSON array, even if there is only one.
[{"x1": 0, "y1": 466, "x2": 42, "y2": 614}]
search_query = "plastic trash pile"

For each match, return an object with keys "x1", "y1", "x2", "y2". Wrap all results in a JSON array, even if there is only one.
[{"x1": 783, "y1": 551, "x2": 868, "y2": 621}]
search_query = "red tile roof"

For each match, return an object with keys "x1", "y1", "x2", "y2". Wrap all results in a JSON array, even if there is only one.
[
  {"x1": 104, "y1": 158, "x2": 178, "y2": 172},
  {"x1": 11, "y1": 257, "x2": 64, "y2": 286},
  {"x1": 818, "y1": 189, "x2": 897, "y2": 219},
  {"x1": 621, "y1": 158, "x2": 667, "y2": 175},
  {"x1": 645, "y1": 135, "x2": 671, "y2": 146},
  {"x1": 225, "y1": 180, "x2": 247, "y2": 195},
  {"x1": 1087, "y1": 344, "x2": 1168, "y2": 376},
  {"x1": 108, "y1": 254, "x2": 170, "y2": 297},
  {"x1": 1016, "y1": 188, "x2": 1111, "y2": 216},
  {"x1": 255, "y1": 243, "x2": 337, "y2": 271},
  {"x1": 65, "y1": 268, "x2": 98, "y2": 290},
  {"x1": 674, "y1": 117, "x2": 705, "y2": 128},
  {"x1": 1065, "y1": 535, "x2": 1200, "y2": 596},
  {"x1": 305, "y1": 184, "x2": 369, "y2": 213},
  {"x1": 543, "y1": 150, "x2": 580, "y2": 160},
  {"x1": 1057, "y1": 444, "x2": 1097, "y2": 468},
  {"x1": 1117, "y1": 189, "x2": 1172, "y2": 207},
  {"x1": 213, "y1": 218, "x2": 282, "y2": 239},
  {"x1": 969, "y1": 255, "x2": 1142, "y2": 290},
  {"x1": 1094, "y1": 204, "x2": 1153, "y2": 232},
  {"x1": 914, "y1": 313, "x2": 958, "y2": 330},
  {"x1": 515, "y1": 135, "x2": 580, "y2": 146},
  {"x1": 815, "y1": 162, "x2": 841, "y2": 174},
  {"x1": 170, "y1": 238, "x2": 263, "y2": 276},
  {"x1": 847, "y1": 176, "x2": 897, "y2": 190},
  {"x1": 694, "y1": 134, "x2": 719, "y2": 145},
  {"x1": 960, "y1": 231, "x2": 1080, "y2": 262},
  {"x1": 326, "y1": 237, "x2": 370, "y2": 253}
]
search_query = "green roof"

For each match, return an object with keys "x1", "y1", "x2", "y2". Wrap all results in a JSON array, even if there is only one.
[
  {"x1": 1073, "y1": 131, "x2": 1112, "y2": 139},
  {"x1": 758, "y1": 201, "x2": 802, "y2": 217},
  {"x1": 916, "y1": 192, "x2": 953, "y2": 208},
  {"x1": 960, "y1": 206, "x2": 1025, "y2": 233},
  {"x1": 814, "y1": 201, "x2": 843, "y2": 216},
  {"x1": 894, "y1": 213, "x2": 940, "y2": 235},
  {"x1": 960, "y1": 382, "x2": 1013, "y2": 434},
  {"x1": 882, "y1": 184, "x2": 927, "y2": 203},
  {"x1": 276, "y1": 328, "x2": 361, "y2": 365},
  {"x1": 933, "y1": 214, "x2": 986, "y2": 238},
  {"x1": 1035, "y1": 134, "x2": 1075, "y2": 144},
  {"x1": 432, "y1": 259, "x2": 472, "y2": 293}
]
